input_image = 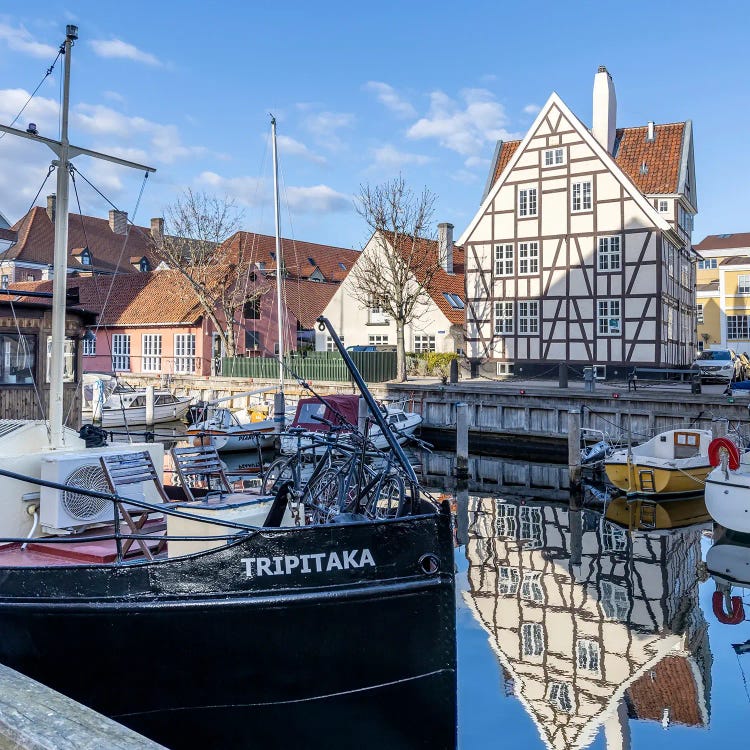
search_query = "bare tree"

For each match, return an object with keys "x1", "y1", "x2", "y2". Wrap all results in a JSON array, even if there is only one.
[
  {"x1": 152, "y1": 189, "x2": 266, "y2": 358},
  {"x1": 351, "y1": 176, "x2": 440, "y2": 381}
]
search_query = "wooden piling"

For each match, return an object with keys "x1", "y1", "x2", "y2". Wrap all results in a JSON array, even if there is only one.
[
  {"x1": 456, "y1": 402, "x2": 469, "y2": 480},
  {"x1": 568, "y1": 409, "x2": 582, "y2": 493},
  {"x1": 273, "y1": 391, "x2": 286, "y2": 433},
  {"x1": 713, "y1": 418, "x2": 729, "y2": 438}
]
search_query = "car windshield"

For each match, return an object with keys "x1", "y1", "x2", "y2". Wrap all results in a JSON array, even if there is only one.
[{"x1": 697, "y1": 350, "x2": 731, "y2": 360}]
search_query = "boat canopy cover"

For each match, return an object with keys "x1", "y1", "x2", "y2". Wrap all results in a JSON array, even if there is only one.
[{"x1": 290, "y1": 395, "x2": 360, "y2": 431}]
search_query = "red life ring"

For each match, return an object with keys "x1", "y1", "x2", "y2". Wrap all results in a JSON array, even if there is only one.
[
  {"x1": 708, "y1": 437, "x2": 741, "y2": 470},
  {"x1": 712, "y1": 590, "x2": 745, "y2": 624}
]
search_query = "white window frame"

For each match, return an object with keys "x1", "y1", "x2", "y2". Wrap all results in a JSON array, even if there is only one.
[
  {"x1": 518, "y1": 187, "x2": 537, "y2": 218},
  {"x1": 174, "y1": 333, "x2": 196, "y2": 373},
  {"x1": 518, "y1": 301, "x2": 539, "y2": 335},
  {"x1": 325, "y1": 335, "x2": 343, "y2": 352},
  {"x1": 518, "y1": 242, "x2": 539, "y2": 275},
  {"x1": 369, "y1": 303, "x2": 388, "y2": 325},
  {"x1": 494, "y1": 244, "x2": 514, "y2": 276},
  {"x1": 368, "y1": 334, "x2": 389, "y2": 346},
  {"x1": 520, "y1": 571, "x2": 544, "y2": 602},
  {"x1": 496, "y1": 362, "x2": 514, "y2": 377},
  {"x1": 727, "y1": 315, "x2": 750, "y2": 340},
  {"x1": 739, "y1": 275, "x2": 750, "y2": 294},
  {"x1": 571, "y1": 180, "x2": 592, "y2": 212},
  {"x1": 494, "y1": 301, "x2": 514, "y2": 335},
  {"x1": 577, "y1": 638, "x2": 601, "y2": 673},
  {"x1": 547, "y1": 681, "x2": 573, "y2": 713},
  {"x1": 82, "y1": 333, "x2": 96, "y2": 357},
  {"x1": 697, "y1": 258, "x2": 717, "y2": 270},
  {"x1": 658, "y1": 199, "x2": 669, "y2": 213},
  {"x1": 414, "y1": 335, "x2": 435, "y2": 353},
  {"x1": 141, "y1": 334, "x2": 162, "y2": 373},
  {"x1": 600, "y1": 580, "x2": 630, "y2": 621},
  {"x1": 521, "y1": 623, "x2": 545, "y2": 657},
  {"x1": 598, "y1": 299, "x2": 621, "y2": 336},
  {"x1": 598, "y1": 236, "x2": 621, "y2": 272},
  {"x1": 497, "y1": 566, "x2": 519, "y2": 596},
  {"x1": 543, "y1": 147, "x2": 565, "y2": 167},
  {"x1": 111, "y1": 334, "x2": 131, "y2": 372}
]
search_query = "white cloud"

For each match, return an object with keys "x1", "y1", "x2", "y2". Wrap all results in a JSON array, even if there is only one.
[
  {"x1": 370, "y1": 144, "x2": 432, "y2": 170},
  {"x1": 303, "y1": 110, "x2": 355, "y2": 150},
  {"x1": 0, "y1": 23, "x2": 58, "y2": 58},
  {"x1": 103, "y1": 90, "x2": 126, "y2": 104},
  {"x1": 364, "y1": 82, "x2": 416, "y2": 119},
  {"x1": 276, "y1": 134, "x2": 326, "y2": 164},
  {"x1": 464, "y1": 155, "x2": 489, "y2": 169},
  {"x1": 523, "y1": 103, "x2": 541, "y2": 115},
  {"x1": 73, "y1": 104, "x2": 205, "y2": 164},
  {"x1": 407, "y1": 88, "x2": 519, "y2": 157},
  {"x1": 197, "y1": 172, "x2": 350, "y2": 215},
  {"x1": 89, "y1": 38, "x2": 162, "y2": 66}
]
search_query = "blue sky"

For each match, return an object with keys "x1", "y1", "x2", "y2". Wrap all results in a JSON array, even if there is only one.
[{"x1": 1, "y1": 1, "x2": 747, "y2": 251}]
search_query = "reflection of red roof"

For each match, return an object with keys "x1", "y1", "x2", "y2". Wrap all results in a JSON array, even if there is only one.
[
  {"x1": 490, "y1": 123, "x2": 686, "y2": 196},
  {"x1": 223, "y1": 231, "x2": 359, "y2": 282},
  {"x1": 627, "y1": 655, "x2": 705, "y2": 727}
]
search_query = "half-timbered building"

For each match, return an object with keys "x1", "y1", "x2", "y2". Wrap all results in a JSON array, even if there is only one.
[{"x1": 459, "y1": 68, "x2": 698, "y2": 378}]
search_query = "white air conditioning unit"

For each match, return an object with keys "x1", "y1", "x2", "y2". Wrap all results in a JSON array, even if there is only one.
[{"x1": 40, "y1": 448, "x2": 149, "y2": 532}]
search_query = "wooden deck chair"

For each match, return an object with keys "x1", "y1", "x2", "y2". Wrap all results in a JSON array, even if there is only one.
[
  {"x1": 170, "y1": 445, "x2": 237, "y2": 504},
  {"x1": 99, "y1": 451, "x2": 171, "y2": 561}
]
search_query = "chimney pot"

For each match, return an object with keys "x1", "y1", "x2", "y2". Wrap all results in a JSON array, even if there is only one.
[
  {"x1": 108, "y1": 209, "x2": 128, "y2": 235},
  {"x1": 646, "y1": 121, "x2": 655, "y2": 143},
  {"x1": 150, "y1": 217, "x2": 164, "y2": 247},
  {"x1": 438, "y1": 222, "x2": 454, "y2": 274},
  {"x1": 46, "y1": 195, "x2": 56, "y2": 223}
]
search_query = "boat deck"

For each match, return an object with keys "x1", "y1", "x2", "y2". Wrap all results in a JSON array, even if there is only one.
[{"x1": 0, "y1": 520, "x2": 165, "y2": 566}]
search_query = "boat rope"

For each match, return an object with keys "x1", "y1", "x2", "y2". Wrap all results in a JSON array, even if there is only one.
[{"x1": 0, "y1": 43, "x2": 63, "y2": 143}]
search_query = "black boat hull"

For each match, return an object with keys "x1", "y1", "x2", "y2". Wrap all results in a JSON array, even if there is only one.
[{"x1": 0, "y1": 510, "x2": 456, "y2": 749}]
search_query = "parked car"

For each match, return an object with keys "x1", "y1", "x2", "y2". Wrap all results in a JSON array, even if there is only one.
[
  {"x1": 739, "y1": 352, "x2": 750, "y2": 380},
  {"x1": 692, "y1": 348, "x2": 743, "y2": 382}
]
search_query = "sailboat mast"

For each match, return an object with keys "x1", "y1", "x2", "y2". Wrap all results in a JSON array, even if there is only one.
[
  {"x1": 49, "y1": 25, "x2": 77, "y2": 450},
  {"x1": 271, "y1": 116, "x2": 284, "y2": 393}
]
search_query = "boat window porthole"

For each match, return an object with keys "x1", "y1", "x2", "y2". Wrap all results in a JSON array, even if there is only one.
[{"x1": 419, "y1": 553, "x2": 440, "y2": 575}]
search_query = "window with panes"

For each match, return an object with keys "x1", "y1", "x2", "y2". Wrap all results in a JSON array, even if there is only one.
[
  {"x1": 518, "y1": 187, "x2": 537, "y2": 217},
  {"x1": 142, "y1": 334, "x2": 162, "y2": 372},
  {"x1": 598, "y1": 236, "x2": 621, "y2": 272},
  {"x1": 727, "y1": 316, "x2": 750, "y2": 339},
  {"x1": 547, "y1": 682, "x2": 573, "y2": 713},
  {"x1": 543, "y1": 148, "x2": 564, "y2": 167},
  {"x1": 739, "y1": 275, "x2": 750, "y2": 294},
  {"x1": 521, "y1": 623, "x2": 544, "y2": 657},
  {"x1": 174, "y1": 333, "x2": 196, "y2": 373},
  {"x1": 571, "y1": 181, "x2": 592, "y2": 211},
  {"x1": 368, "y1": 334, "x2": 389, "y2": 346},
  {"x1": 598, "y1": 299, "x2": 621, "y2": 335},
  {"x1": 576, "y1": 639, "x2": 600, "y2": 672},
  {"x1": 698, "y1": 258, "x2": 717, "y2": 270},
  {"x1": 111, "y1": 334, "x2": 130, "y2": 371},
  {"x1": 325, "y1": 336, "x2": 343, "y2": 352},
  {"x1": 82, "y1": 332, "x2": 96, "y2": 356},
  {"x1": 414, "y1": 335, "x2": 435, "y2": 352},
  {"x1": 518, "y1": 242, "x2": 539, "y2": 275},
  {"x1": 494, "y1": 244, "x2": 513, "y2": 276},
  {"x1": 518, "y1": 301, "x2": 539, "y2": 334},
  {"x1": 494, "y1": 301, "x2": 514, "y2": 334}
]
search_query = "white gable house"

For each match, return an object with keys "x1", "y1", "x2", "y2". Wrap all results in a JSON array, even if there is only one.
[
  {"x1": 459, "y1": 67, "x2": 698, "y2": 379},
  {"x1": 317, "y1": 225, "x2": 466, "y2": 354}
]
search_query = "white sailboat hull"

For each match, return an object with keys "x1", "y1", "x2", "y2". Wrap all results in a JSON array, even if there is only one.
[
  {"x1": 705, "y1": 466, "x2": 750, "y2": 533},
  {"x1": 91, "y1": 398, "x2": 192, "y2": 427}
]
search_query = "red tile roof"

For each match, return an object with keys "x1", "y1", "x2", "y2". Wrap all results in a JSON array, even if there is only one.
[
  {"x1": 695, "y1": 233, "x2": 750, "y2": 251},
  {"x1": 1, "y1": 206, "x2": 160, "y2": 274},
  {"x1": 280, "y1": 278, "x2": 342, "y2": 329},
  {"x1": 222, "y1": 231, "x2": 359, "y2": 283},
  {"x1": 383, "y1": 232, "x2": 466, "y2": 325},
  {"x1": 627, "y1": 655, "x2": 705, "y2": 727},
  {"x1": 490, "y1": 123, "x2": 686, "y2": 196}
]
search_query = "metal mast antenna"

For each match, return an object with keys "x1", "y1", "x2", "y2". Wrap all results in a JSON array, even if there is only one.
[
  {"x1": 270, "y1": 115, "x2": 284, "y2": 393},
  {"x1": 0, "y1": 25, "x2": 156, "y2": 449}
]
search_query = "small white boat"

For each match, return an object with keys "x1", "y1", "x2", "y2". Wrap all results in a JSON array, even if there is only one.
[
  {"x1": 705, "y1": 436, "x2": 750, "y2": 533},
  {"x1": 82, "y1": 374, "x2": 192, "y2": 427},
  {"x1": 186, "y1": 405, "x2": 277, "y2": 451},
  {"x1": 604, "y1": 428, "x2": 713, "y2": 496}
]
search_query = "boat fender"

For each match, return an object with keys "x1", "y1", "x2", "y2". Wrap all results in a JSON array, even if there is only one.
[
  {"x1": 712, "y1": 590, "x2": 745, "y2": 624},
  {"x1": 708, "y1": 437, "x2": 741, "y2": 470}
]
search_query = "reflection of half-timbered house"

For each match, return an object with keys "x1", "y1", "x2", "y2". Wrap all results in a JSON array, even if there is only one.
[
  {"x1": 459, "y1": 68, "x2": 697, "y2": 378},
  {"x1": 463, "y1": 498, "x2": 710, "y2": 750}
]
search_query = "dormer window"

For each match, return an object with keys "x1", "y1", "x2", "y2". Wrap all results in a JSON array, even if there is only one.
[
  {"x1": 139, "y1": 258, "x2": 150, "y2": 272},
  {"x1": 80, "y1": 248, "x2": 92, "y2": 266}
]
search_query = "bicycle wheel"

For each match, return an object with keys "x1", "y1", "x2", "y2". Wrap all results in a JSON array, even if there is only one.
[
  {"x1": 261, "y1": 457, "x2": 296, "y2": 495},
  {"x1": 366, "y1": 472, "x2": 406, "y2": 519},
  {"x1": 305, "y1": 466, "x2": 343, "y2": 524}
]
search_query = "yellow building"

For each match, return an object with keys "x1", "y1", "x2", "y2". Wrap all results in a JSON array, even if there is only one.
[{"x1": 694, "y1": 233, "x2": 750, "y2": 353}]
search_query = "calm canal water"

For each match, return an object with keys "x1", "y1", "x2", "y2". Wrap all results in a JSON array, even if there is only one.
[{"x1": 166, "y1": 437, "x2": 750, "y2": 748}]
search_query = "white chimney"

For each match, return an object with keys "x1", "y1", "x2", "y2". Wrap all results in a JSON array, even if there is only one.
[
  {"x1": 646, "y1": 121, "x2": 655, "y2": 143},
  {"x1": 438, "y1": 222, "x2": 454, "y2": 274},
  {"x1": 592, "y1": 66, "x2": 617, "y2": 154}
]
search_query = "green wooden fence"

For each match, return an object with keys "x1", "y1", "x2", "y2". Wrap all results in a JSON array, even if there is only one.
[{"x1": 221, "y1": 351, "x2": 397, "y2": 382}]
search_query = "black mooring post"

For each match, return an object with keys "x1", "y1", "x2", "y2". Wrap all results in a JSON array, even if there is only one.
[{"x1": 559, "y1": 362, "x2": 568, "y2": 388}]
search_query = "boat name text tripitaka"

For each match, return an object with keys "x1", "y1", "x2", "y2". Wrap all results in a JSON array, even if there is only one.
[{"x1": 241, "y1": 549, "x2": 375, "y2": 577}]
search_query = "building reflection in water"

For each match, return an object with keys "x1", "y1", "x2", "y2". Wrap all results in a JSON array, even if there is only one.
[{"x1": 462, "y1": 496, "x2": 712, "y2": 750}]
